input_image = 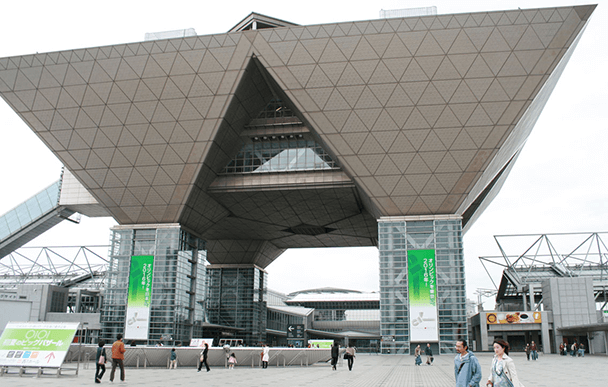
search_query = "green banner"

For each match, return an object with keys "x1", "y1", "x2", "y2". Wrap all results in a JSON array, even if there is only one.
[
  {"x1": 408, "y1": 249, "x2": 436, "y2": 306},
  {"x1": 125, "y1": 255, "x2": 154, "y2": 339},
  {"x1": 408, "y1": 249, "x2": 438, "y2": 342},
  {"x1": 127, "y1": 255, "x2": 154, "y2": 308},
  {"x1": 0, "y1": 328, "x2": 74, "y2": 351}
]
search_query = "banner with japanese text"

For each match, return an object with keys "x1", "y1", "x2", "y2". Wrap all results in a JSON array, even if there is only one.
[
  {"x1": 125, "y1": 255, "x2": 154, "y2": 340},
  {"x1": 0, "y1": 322, "x2": 79, "y2": 367},
  {"x1": 408, "y1": 249, "x2": 439, "y2": 342}
]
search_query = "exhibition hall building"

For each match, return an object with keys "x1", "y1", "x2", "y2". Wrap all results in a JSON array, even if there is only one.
[{"x1": 0, "y1": 5, "x2": 597, "y2": 354}]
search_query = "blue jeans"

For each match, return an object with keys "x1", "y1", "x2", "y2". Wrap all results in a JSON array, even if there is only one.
[
  {"x1": 578, "y1": 349, "x2": 585, "y2": 357},
  {"x1": 531, "y1": 350, "x2": 538, "y2": 360}
]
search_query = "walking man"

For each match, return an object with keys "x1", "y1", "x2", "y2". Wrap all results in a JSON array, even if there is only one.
[
  {"x1": 425, "y1": 343, "x2": 433, "y2": 365},
  {"x1": 109, "y1": 334, "x2": 126, "y2": 382},
  {"x1": 169, "y1": 348, "x2": 177, "y2": 369},
  {"x1": 530, "y1": 341, "x2": 538, "y2": 360},
  {"x1": 570, "y1": 342, "x2": 577, "y2": 357},
  {"x1": 454, "y1": 339, "x2": 482, "y2": 387},
  {"x1": 524, "y1": 343, "x2": 531, "y2": 361}
]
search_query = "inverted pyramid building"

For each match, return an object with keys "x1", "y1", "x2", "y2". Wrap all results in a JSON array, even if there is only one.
[{"x1": 0, "y1": 4, "x2": 596, "y2": 351}]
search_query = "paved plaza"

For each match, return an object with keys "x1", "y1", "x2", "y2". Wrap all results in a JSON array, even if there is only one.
[{"x1": 1, "y1": 353, "x2": 606, "y2": 386}]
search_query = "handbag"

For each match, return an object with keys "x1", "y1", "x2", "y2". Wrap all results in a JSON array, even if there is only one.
[
  {"x1": 343, "y1": 353, "x2": 350, "y2": 359},
  {"x1": 98, "y1": 355, "x2": 105, "y2": 364}
]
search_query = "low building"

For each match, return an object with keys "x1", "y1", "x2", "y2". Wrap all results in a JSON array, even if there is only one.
[{"x1": 469, "y1": 233, "x2": 608, "y2": 354}]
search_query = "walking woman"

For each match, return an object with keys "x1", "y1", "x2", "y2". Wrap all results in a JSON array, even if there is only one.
[
  {"x1": 330, "y1": 341, "x2": 339, "y2": 370},
  {"x1": 414, "y1": 345, "x2": 422, "y2": 366},
  {"x1": 95, "y1": 340, "x2": 107, "y2": 383},
  {"x1": 261, "y1": 344, "x2": 270, "y2": 369},
  {"x1": 198, "y1": 342, "x2": 210, "y2": 372},
  {"x1": 486, "y1": 339, "x2": 525, "y2": 387},
  {"x1": 345, "y1": 344, "x2": 356, "y2": 371}
]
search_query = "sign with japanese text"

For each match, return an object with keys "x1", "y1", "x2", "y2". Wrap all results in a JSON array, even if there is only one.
[
  {"x1": 125, "y1": 255, "x2": 154, "y2": 340},
  {"x1": 0, "y1": 322, "x2": 79, "y2": 367},
  {"x1": 408, "y1": 249, "x2": 439, "y2": 342}
]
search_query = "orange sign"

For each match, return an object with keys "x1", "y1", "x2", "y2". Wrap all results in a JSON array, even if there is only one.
[{"x1": 486, "y1": 312, "x2": 541, "y2": 324}]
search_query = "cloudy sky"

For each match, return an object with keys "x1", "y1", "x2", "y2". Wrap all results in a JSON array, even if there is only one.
[{"x1": 1, "y1": 0, "x2": 606, "y2": 307}]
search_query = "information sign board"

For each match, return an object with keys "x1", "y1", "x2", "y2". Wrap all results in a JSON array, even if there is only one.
[
  {"x1": 286, "y1": 324, "x2": 304, "y2": 339},
  {"x1": 0, "y1": 322, "x2": 79, "y2": 368}
]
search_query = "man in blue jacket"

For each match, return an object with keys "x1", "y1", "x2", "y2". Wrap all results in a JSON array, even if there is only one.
[{"x1": 454, "y1": 339, "x2": 482, "y2": 387}]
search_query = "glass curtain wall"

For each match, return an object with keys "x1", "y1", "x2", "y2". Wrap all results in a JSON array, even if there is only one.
[
  {"x1": 378, "y1": 218, "x2": 465, "y2": 354},
  {"x1": 100, "y1": 226, "x2": 207, "y2": 344},
  {"x1": 207, "y1": 266, "x2": 267, "y2": 346}
]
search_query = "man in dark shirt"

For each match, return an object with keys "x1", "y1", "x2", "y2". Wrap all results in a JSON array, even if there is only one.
[{"x1": 425, "y1": 343, "x2": 433, "y2": 365}]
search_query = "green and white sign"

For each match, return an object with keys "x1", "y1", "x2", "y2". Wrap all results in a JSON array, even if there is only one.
[
  {"x1": 408, "y1": 249, "x2": 438, "y2": 342},
  {"x1": 0, "y1": 322, "x2": 79, "y2": 367},
  {"x1": 125, "y1": 255, "x2": 154, "y2": 340}
]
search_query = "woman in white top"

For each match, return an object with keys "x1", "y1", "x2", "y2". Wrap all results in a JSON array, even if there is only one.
[
  {"x1": 261, "y1": 344, "x2": 270, "y2": 369},
  {"x1": 486, "y1": 339, "x2": 525, "y2": 387}
]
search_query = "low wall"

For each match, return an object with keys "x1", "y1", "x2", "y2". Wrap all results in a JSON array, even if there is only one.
[{"x1": 66, "y1": 345, "x2": 336, "y2": 368}]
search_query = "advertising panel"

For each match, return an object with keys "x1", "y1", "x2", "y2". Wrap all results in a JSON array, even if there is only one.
[
  {"x1": 486, "y1": 312, "x2": 542, "y2": 324},
  {"x1": 308, "y1": 340, "x2": 333, "y2": 349},
  {"x1": 189, "y1": 338, "x2": 214, "y2": 347},
  {"x1": 125, "y1": 255, "x2": 154, "y2": 340},
  {"x1": 408, "y1": 249, "x2": 438, "y2": 342},
  {"x1": 0, "y1": 322, "x2": 79, "y2": 367}
]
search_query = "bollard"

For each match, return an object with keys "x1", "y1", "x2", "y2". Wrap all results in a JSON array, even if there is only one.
[{"x1": 136, "y1": 355, "x2": 140, "y2": 368}]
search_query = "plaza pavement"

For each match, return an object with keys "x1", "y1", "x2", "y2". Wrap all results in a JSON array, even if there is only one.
[{"x1": 1, "y1": 352, "x2": 605, "y2": 386}]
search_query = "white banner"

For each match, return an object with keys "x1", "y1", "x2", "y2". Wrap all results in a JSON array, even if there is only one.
[
  {"x1": 410, "y1": 305, "x2": 439, "y2": 342},
  {"x1": 189, "y1": 338, "x2": 214, "y2": 347},
  {"x1": 125, "y1": 307, "x2": 151, "y2": 340},
  {"x1": 0, "y1": 322, "x2": 79, "y2": 368}
]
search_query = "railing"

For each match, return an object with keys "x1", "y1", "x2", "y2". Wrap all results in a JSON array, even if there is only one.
[{"x1": 65, "y1": 345, "x2": 333, "y2": 368}]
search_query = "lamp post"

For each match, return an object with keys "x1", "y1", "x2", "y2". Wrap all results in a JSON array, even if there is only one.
[{"x1": 76, "y1": 321, "x2": 89, "y2": 375}]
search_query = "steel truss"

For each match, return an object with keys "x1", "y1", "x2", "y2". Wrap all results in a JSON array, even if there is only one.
[
  {"x1": 479, "y1": 232, "x2": 608, "y2": 310},
  {"x1": 0, "y1": 245, "x2": 110, "y2": 289}
]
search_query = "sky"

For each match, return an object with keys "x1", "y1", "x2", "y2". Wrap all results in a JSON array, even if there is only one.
[{"x1": 0, "y1": 0, "x2": 606, "y2": 309}]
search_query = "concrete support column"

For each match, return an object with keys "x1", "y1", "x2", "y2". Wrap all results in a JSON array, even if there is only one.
[
  {"x1": 480, "y1": 312, "x2": 489, "y2": 351},
  {"x1": 378, "y1": 215, "x2": 465, "y2": 355},
  {"x1": 529, "y1": 284, "x2": 535, "y2": 311},
  {"x1": 100, "y1": 224, "x2": 206, "y2": 344},
  {"x1": 541, "y1": 312, "x2": 551, "y2": 353}
]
